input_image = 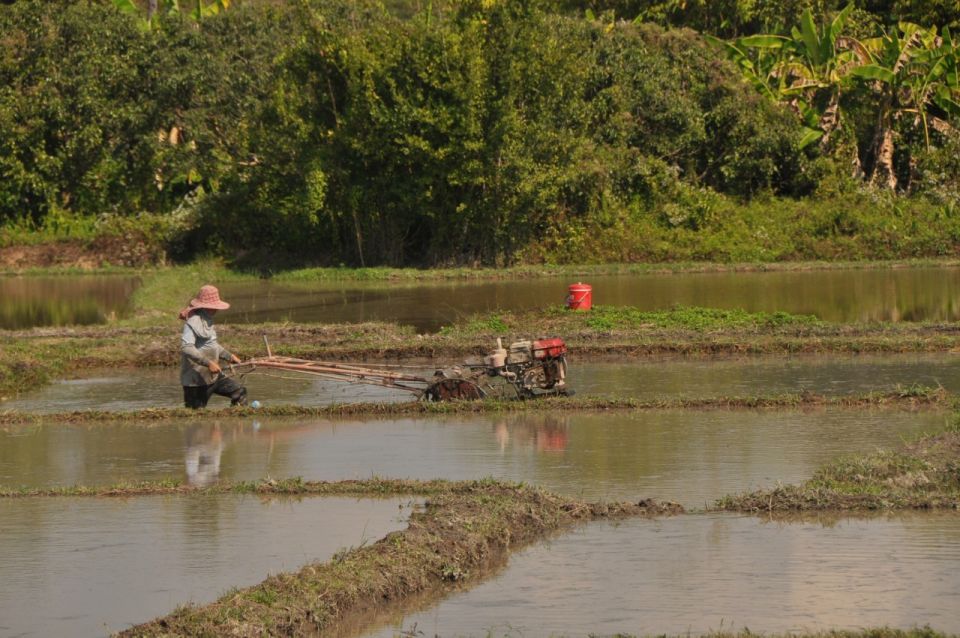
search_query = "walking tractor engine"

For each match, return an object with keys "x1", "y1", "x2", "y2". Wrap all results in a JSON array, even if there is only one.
[{"x1": 482, "y1": 337, "x2": 570, "y2": 398}]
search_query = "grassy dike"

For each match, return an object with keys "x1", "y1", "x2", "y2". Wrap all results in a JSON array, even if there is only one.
[
  {"x1": 8, "y1": 257, "x2": 960, "y2": 279},
  {"x1": 0, "y1": 388, "x2": 949, "y2": 427},
  {"x1": 4, "y1": 302, "x2": 960, "y2": 400},
  {"x1": 89, "y1": 478, "x2": 678, "y2": 637},
  {"x1": 4, "y1": 261, "x2": 960, "y2": 400},
  {"x1": 716, "y1": 421, "x2": 960, "y2": 512}
]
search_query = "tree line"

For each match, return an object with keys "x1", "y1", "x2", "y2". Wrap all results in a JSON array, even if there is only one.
[{"x1": 1, "y1": 0, "x2": 958, "y2": 266}]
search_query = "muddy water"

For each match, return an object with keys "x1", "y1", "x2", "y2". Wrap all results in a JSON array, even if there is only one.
[
  {"x1": 4, "y1": 353, "x2": 959, "y2": 413},
  {"x1": 0, "y1": 409, "x2": 946, "y2": 506},
  {"x1": 4, "y1": 267, "x2": 960, "y2": 331},
  {"x1": 0, "y1": 362, "x2": 419, "y2": 413},
  {"x1": 221, "y1": 266, "x2": 960, "y2": 331},
  {"x1": 0, "y1": 275, "x2": 138, "y2": 329},
  {"x1": 365, "y1": 513, "x2": 960, "y2": 636},
  {"x1": 0, "y1": 496, "x2": 415, "y2": 637}
]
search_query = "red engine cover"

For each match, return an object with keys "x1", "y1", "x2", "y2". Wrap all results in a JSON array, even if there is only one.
[{"x1": 533, "y1": 337, "x2": 566, "y2": 359}]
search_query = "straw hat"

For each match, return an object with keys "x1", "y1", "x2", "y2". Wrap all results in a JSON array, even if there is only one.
[{"x1": 179, "y1": 284, "x2": 229, "y2": 319}]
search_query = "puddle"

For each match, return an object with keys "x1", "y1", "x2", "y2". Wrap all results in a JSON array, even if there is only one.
[
  {"x1": 0, "y1": 409, "x2": 946, "y2": 506},
  {"x1": 0, "y1": 495, "x2": 416, "y2": 637},
  {"x1": 364, "y1": 512, "x2": 960, "y2": 636},
  {"x1": 4, "y1": 353, "x2": 959, "y2": 414}
]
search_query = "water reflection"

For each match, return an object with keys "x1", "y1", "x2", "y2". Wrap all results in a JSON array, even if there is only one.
[
  {"x1": 364, "y1": 513, "x2": 960, "y2": 636},
  {"x1": 0, "y1": 410, "x2": 946, "y2": 506},
  {"x1": 0, "y1": 496, "x2": 415, "y2": 637},
  {"x1": 220, "y1": 266, "x2": 960, "y2": 331},
  {"x1": 493, "y1": 414, "x2": 569, "y2": 453},
  {"x1": 0, "y1": 275, "x2": 138, "y2": 329},
  {"x1": 184, "y1": 423, "x2": 225, "y2": 487}
]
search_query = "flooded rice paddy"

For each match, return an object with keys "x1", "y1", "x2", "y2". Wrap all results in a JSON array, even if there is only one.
[
  {"x1": 6, "y1": 265, "x2": 960, "y2": 330},
  {"x1": 0, "y1": 275, "x2": 138, "y2": 329},
  {"x1": 221, "y1": 266, "x2": 960, "y2": 330},
  {"x1": 364, "y1": 512, "x2": 960, "y2": 637},
  {"x1": 0, "y1": 495, "x2": 416, "y2": 637},
  {"x1": 0, "y1": 409, "x2": 945, "y2": 506},
  {"x1": 4, "y1": 324, "x2": 960, "y2": 634},
  {"x1": 5, "y1": 353, "x2": 960, "y2": 413}
]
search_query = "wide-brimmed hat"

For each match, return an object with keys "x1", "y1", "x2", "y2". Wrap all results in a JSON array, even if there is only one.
[{"x1": 179, "y1": 284, "x2": 229, "y2": 319}]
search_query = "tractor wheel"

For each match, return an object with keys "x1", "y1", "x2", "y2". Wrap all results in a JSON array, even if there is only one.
[{"x1": 423, "y1": 378, "x2": 486, "y2": 402}]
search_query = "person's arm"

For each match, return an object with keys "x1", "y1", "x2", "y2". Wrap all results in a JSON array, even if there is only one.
[{"x1": 217, "y1": 345, "x2": 241, "y2": 364}]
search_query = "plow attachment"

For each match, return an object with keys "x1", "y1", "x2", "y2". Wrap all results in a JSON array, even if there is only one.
[
  {"x1": 233, "y1": 354, "x2": 484, "y2": 401},
  {"x1": 231, "y1": 336, "x2": 569, "y2": 402}
]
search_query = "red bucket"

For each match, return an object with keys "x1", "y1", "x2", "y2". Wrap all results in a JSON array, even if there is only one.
[{"x1": 566, "y1": 282, "x2": 592, "y2": 311}]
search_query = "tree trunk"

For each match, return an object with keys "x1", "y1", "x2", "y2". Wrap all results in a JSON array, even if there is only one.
[
  {"x1": 869, "y1": 94, "x2": 897, "y2": 191},
  {"x1": 148, "y1": 0, "x2": 158, "y2": 20},
  {"x1": 818, "y1": 92, "x2": 840, "y2": 152},
  {"x1": 871, "y1": 126, "x2": 897, "y2": 190}
]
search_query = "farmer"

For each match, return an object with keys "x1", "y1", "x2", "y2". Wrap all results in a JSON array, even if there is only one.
[{"x1": 178, "y1": 284, "x2": 247, "y2": 409}]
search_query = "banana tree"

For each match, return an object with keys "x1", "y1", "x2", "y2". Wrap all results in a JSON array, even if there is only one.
[
  {"x1": 711, "y1": 5, "x2": 864, "y2": 154},
  {"x1": 928, "y1": 28, "x2": 960, "y2": 135},
  {"x1": 112, "y1": 0, "x2": 231, "y2": 25},
  {"x1": 848, "y1": 22, "x2": 955, "y2": 189}
]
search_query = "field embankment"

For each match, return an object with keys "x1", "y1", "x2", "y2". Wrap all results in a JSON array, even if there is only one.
[
  {"x1": 4, "y1": 303, "x2": 960, "y2": 399},
  {"x1": 0, "y1": 388, "x2": 947, "y2": 427},
  {"x1": 106, "y1": 479, "x2": 677, "y2": 637},
  {"x1": 717, "y1": 422, "x2": 960, "y2": 512}
]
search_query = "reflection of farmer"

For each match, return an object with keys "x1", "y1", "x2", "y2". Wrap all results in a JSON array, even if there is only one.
[
  {"x1": 184, "y1": 423, "x2": 223, "y2": 487},
  {"x1": 179, "y1": 285, "x2": 247, "y2": 409}
]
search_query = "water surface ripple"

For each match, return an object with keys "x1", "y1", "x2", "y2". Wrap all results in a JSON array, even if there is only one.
[
  {"x1": 365, "y1": 513, "x2": 960, "y2": 637},
  {"x1": 0, "y1": 496, "x2": 414, "y2": 637},
  {"x1": 5, "y1": 353, "x2": 960, "y2": 413},
  {"x1": 0, "y1": 409, "x2": 946, "y2": 506}
]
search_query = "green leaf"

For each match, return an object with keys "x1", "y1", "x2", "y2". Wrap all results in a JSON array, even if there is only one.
[
  {"x1": 798, "y1": 127, "x2": 824, "y2": 149},
  {"x1": 830, "y1": 3, "x2": 854, "y2": 41},
  {"x1": 111, "y1": 0, "x2": 140, "y2": 14},
  {"x1": 934, "y1": 88, "x2": 960, "y2": 117},
  {"x1": 739, "y1": 35, "x2": 788, "y2": 49},
  {"x1": 799, "y1": 9, "x2": 823, "y2": 66},
  {"x1": 851, "y1": 64, "x2": 895, "y2": 83}
]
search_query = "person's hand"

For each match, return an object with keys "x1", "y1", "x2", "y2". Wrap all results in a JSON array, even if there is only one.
[
  {"x1": 230, "y1": 354, "x2": 241, "y2": 364},
  {"x1": 208, "y1": 360, "x2": 222, "y2": 374}
]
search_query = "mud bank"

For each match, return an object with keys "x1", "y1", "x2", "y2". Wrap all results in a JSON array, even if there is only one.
[
  {"x1": 108, "y1": 479, "x2": 678, "y2": 637},
  {"x1": 716, "y1": 425, "x2": 960, "y2": 512},
  {"x1": 0, "y1": 388, "x2": 948, "y2": 426},
  {"x1": 0, "y1": 477, "x2": 479, "y2": 499},
  {"x1": 4, "y1": 314, "x2": 960, "y2": 399}
]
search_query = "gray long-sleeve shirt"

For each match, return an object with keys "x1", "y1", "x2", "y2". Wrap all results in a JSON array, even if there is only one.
[{"x1": 180, "y1": 310, "x2": 234, "y2": 386}]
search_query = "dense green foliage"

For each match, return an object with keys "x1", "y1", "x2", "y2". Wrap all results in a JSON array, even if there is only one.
[
  {"x1": 562, "y1": 0, "x2": 960, "y2": 36},
  {"x1": 0, "y1": 0, "x2": 958, "y2": 266}
]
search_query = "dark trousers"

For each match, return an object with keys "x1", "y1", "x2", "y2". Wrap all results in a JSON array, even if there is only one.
[{"x1": 183, "y1": 376, "x2": 247, "y2": 409}]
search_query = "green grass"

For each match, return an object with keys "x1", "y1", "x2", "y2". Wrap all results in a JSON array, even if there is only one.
[
  {"x1": 444, "y1": 304, "x2": 823, "y2": 336},
  {"x1": 716, "y1": 419, "x2": 960, "y2": 512},
  {"x1": 0, "y1": 388, "x2": 949, "y2": 427}
]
